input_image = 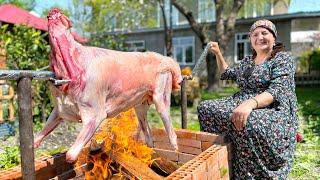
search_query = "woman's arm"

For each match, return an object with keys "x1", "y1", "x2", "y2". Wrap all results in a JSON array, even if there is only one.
[
  {"x1": 251, "y1": 92, "x2": 274, "y2": 109},
  {"x1": 231, "y1": 92, "x2": 274, "y2": 130},
  {"x1": 209, "y1": 42, "x2": 229, "y2": 75}
]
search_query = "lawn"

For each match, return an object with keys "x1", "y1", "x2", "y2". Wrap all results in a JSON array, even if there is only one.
[{"x1": 148, "y1": 86, "x2": 320, "y2": 179}]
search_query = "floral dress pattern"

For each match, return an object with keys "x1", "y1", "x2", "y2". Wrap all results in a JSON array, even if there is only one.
[{"x1": 197, "y1": 52, "x2": 299, "y2": 179}]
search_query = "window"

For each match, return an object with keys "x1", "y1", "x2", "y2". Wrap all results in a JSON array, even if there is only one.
[
  {"x1": 157, "y1": 0, "x2": 180, "y2": 27},
  {"x1": 234, "y1": 33, "x2": 252, "y2": 63},
  {"x1": 173, "y1": 36, "x2": 195, "y2": 65},
  {"x1": 165, "y1": 0, "x2": 179, "y2": 26},
  {"x1": 125, "y1": 40, "x2": 145, "y2": 52},
  {"x1": 198, "y1": 0, "x2": 215, "y2": 23},
  {"x1": 241, "y1": 0, "x2": 272, "y2": 18}
]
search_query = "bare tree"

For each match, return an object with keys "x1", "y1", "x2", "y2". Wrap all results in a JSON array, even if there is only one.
[
  {"x1": 158, "y1": 0, "x2": 173, "y2": 57},
  {"x1": 172, "y1": 0, "x2": 245, "y2": 91}
]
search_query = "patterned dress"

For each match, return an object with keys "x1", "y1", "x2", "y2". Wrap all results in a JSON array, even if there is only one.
[{"x1": 197, "y1": 51, "x2": 299, "y2": 179}]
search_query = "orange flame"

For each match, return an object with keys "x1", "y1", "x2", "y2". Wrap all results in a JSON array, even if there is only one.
[{"x1": 76, "y1": 109, "x2": 154, "y2": 179}]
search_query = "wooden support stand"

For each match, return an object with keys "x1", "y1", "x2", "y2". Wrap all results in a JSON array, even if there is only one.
[
  {"x1": 0, "y1": 70, "x2": 63, "y2": 180},
  {"x1": 17, "y1": 77, "x2": 35, "y2": 180},
  {"x1": 181, "y1": 77, "x2": 187, "y2": 129}
]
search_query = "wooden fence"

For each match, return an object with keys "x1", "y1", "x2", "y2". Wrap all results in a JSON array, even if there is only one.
[
  {"x1": 0, "y1": 80, "x2": 15, "y2": 122},
  {"x1": 295, "y1": 74, "x2": 320, "y2": 87},
  {"x1": 220, "y1": 75, "x2": 320, "y2": 87}
]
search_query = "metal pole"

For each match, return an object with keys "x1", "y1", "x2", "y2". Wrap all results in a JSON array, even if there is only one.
[
  {"x1": 181, "y1": 77, "x2": 187, "y2": 129},
  {"x1": 17, "y1": 77, "x2": 35, "y2": 180}
]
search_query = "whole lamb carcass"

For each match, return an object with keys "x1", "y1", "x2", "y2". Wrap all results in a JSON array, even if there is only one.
[{"x1": 34, "y1": 8, "x2": 183, "y2": 162}]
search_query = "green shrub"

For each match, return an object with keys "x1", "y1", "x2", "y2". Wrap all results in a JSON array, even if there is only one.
[
  {"x1": 0, "y1": 24, "x2": 53, "y2": 123},
  {"x1": 299, "y1": 48, "x2": 320, "y2": 73},
  {"x1": 309, "y1": 48, "x2": 320, "y2": 71},
  {"x1": 0, "y1": 146, "x2": 20, "y2": 169}
]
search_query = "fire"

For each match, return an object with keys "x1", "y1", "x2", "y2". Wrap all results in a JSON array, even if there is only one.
[{"x1": 76, "y1": 108, "x2": 155, "y2": 179}]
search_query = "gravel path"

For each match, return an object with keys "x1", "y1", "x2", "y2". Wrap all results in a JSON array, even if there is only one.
[
  {"x1": 0, "y1": 105, "x2": 199, "y2": 156},
  {"x1": 0, "y1": 121, "x2": 82, "y2": 155}
]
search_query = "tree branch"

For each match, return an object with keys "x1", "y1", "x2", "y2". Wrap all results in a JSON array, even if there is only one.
[
  {"x1": 225, "y1": 0, "x2": 245, "y2": 42},
  {"x1": 214, "y1": 0, "x2": 225, "y2": 43},
  {"x1": 172, "y1": 0, "x2": 209, "y2": 45}
]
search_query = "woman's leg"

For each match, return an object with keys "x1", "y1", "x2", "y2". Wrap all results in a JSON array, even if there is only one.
[
  {"x1": 233, "y1": 109, "x2": 296, "y2": 179},
  {"x1": 197, "y1": 97, "x2": 237, "y2": 135}
]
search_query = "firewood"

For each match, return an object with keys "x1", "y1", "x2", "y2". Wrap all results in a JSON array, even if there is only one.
[
  {"x1": 151, "y1": 152, "x2": 179, "y2": 177},
  {"x1": 110, "y1": 151, "x2": 163, "y2": 180}
]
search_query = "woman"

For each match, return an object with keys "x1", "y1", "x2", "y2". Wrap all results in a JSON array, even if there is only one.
[{"x1": 197, "y1": 19, "x2": 298, "y2": 179}]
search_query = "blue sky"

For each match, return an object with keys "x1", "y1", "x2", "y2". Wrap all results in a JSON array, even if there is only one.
[
  {"x1": 34, "y1": 0, "x2": 71, "y2": 16},
  {"x1": 289, "y1": 0, "x2": 320, "y2": 13}
]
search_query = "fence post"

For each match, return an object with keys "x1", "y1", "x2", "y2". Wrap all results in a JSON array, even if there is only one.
[
  {"x1": 17, "y1": 77, "x2": 35, "y2": 180},
  {"x1": 181, "y1": 77, "x2": 187, "y2": 129}
]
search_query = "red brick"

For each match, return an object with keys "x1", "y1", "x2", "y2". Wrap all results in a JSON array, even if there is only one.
[
  {"x1": 151, "y1": 128, "x2": 166, "y2": 137},
  {"x1": 178, "y1": 152, "x2": 196, "y2": 163},
  {"x1": 153, "y1": 148, "x2": 178, "y2": 161},
  {"x1": 153, "y1": 135, "x2": 170, "y2": 142},
  {"x1": 196, "y1": 132, "x2": 223, "y2": 142},
  {"x1": 201, "y1": 141, "x2": 214, "y2": 151},
  {"x1": 178, "y1": 138, "x2": 201, "y2": 148},
  {"x1": 6, "y1": 169, "x2": 22, "y2": 179},
  {"x1": 218, "y1": 146, "x2": 230, "y2": 179},
  {"x1": 207, "y1": 164, "x2": 220, "y2": 180},
  {"x1": 178, "y1": 145, "x2": 202, "y2": 155},
  {"x1": 205, "y1": 152, "x2": 219, "y2": 171},
  {"x1": 153, "y1": 141, "x2": 175, "y2": 150},
  {"x1": 188, "y1": 162, "x2": 207, "y2": 180},
  {"x1": 175, "y1": 129, "x2": 197, "y2": 139},
  {"x1": 218, "y1": 146, "x2": 228, "y2": 163},
  {"x1": 167, "y1": 171, "x2": 192, "y2": 180},
  {"x1": 35, "y1": 160, "x2": 48, "y2": 171}
]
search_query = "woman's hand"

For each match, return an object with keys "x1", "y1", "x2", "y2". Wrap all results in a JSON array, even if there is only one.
[
  {"x1": 209, "y1": 42, "x2": 222, "y2": 55},
  {"x1": 231, "y1": 99, "x2": 257, "y2": 131}
]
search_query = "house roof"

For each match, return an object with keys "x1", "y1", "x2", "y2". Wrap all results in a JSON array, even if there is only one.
[
  {"x1": 0, "y1": 4, "x2": 88, "y2": 43},
  {"x1": 0, "y1": 4, "x2": 47, "y2": 31}
]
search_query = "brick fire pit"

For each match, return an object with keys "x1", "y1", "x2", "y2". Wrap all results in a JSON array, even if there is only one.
[{"x1": 0, "y1": 129, "x2": 232, "y2": 179}]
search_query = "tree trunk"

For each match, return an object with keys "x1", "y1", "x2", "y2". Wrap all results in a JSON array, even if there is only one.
[
  {"x1": 159, "y1": 0, "x2": 173, "y2": 57},
  {"x1": 206, "y1": 53, "x2": 220, "y2": 91}
]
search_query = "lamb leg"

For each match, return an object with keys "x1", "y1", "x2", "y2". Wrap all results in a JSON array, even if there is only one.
[
  {"x1": 34, "y1": 107, "x2": 61, "y2": 148},
  {"x1": 134, "y1": 102, "x2": 153, "y2": 147},
  {"x1": 153, "y1": 73, "x2": 178, "y2": 150}
]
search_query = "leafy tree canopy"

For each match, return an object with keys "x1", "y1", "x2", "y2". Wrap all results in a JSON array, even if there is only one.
[
  {"x1": 0, "y1": 0, "x2": 35, "y2": 10},
  {"x1": 0, "y1": 24, "x2": 52, "y2": 122}
]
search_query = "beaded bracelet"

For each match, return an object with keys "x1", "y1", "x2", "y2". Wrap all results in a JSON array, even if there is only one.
[{"x1": 252, "y1": 97, "x2": 259, "y2": 108}]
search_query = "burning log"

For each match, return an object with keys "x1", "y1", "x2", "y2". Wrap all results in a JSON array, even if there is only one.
[
  {"x1": 87, "y1": 138, "x2": 178, "y2": 179},
  {"x1": 110, "y1": 151, "x2": 163, "y2": 180},
  {"x1": 151, "y1": 152, "x2": 179, "y2": 176}
]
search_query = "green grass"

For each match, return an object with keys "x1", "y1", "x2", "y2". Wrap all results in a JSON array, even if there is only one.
[{"x1": 290, "y1": 87, "x2": 320, "y2": 179}]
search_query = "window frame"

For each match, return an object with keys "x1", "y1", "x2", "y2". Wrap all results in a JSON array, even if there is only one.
[
  {"x1": 172, "y1": 36, "x2": 195, "y2": 65},
  {"x1": 125, "y1": 40, "x2": 146, "y2": 52},
  {"x1": 234, "y1": 32, "x2": 251, "y2": 63},
  {"x1": 157, "y1": 0, "x2": 180, "y2": 27},
  {"x1": 198, "y1": 0, "x2": 215, "y2": 23}
]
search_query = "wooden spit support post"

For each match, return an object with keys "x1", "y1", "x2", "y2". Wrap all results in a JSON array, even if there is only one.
[{"x1": 0, "y1": 70, "x2": 69, "y2": 180}]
